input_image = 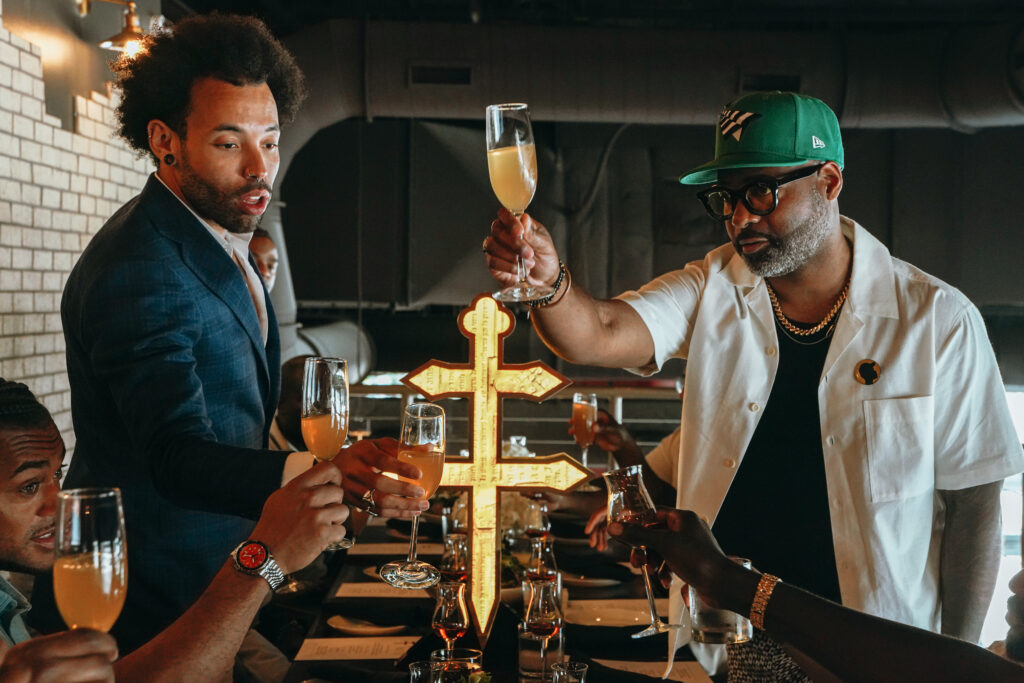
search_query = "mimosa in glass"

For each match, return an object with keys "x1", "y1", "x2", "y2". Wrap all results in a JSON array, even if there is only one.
[
  {"x1": 380, "y1": 402, "x2": 446, "y2": 589},
  {"x1": 302, "y1": 357, "x2": 353, "y2": 550},
  {"x1": 54, "y1": 488, "x2": 127, "y2": 632},
  {"x1": 571, "y1": 392, "x2": 598, "y2": 468},
  {"x1": 485, "y1": 103, "x2": 553, "y2": 303}
]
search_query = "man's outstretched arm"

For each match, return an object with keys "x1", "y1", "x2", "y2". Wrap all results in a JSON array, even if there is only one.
[
  {"x1": 485, "y1": 209, "x2": 655, "y2": 369},
  {"x1": 114, "y1": 463, "x2": 348, "y2": 683}
]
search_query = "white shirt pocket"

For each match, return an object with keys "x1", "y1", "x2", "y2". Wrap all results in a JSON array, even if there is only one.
[{"x1": 863, "y1": 396, "x2": 935, "y2": 503}]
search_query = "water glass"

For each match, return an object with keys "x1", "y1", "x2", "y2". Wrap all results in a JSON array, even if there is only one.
[
  {"x1": 517, "y1": 621, "x2": 564, "y2": 680},
  {"x1": 552, "y1": 661, "x2": 588, "y2": 682},
  {"x1": 689, "y1": 557, "x2": 753, "y2": 643},
  {"x1": 408, "y1": 660, "x2": 438, "y2": 683},
  {"x1": 429, "y1": 647, "x2": 483, "y2": 668}
]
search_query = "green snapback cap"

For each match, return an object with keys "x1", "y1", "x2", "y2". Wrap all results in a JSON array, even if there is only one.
[{"x1": 679, "y1": 91, "x2": 844, "y2": 185}]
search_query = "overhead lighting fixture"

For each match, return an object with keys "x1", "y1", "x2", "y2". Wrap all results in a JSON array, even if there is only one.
[{"x1": 76, "y1": 0, "x2": 146, "y2": 57}]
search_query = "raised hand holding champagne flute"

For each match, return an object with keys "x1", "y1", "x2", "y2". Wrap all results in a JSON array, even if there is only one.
[{"x1": 485, "y1": 103, "x2": 553, "y2": 303}]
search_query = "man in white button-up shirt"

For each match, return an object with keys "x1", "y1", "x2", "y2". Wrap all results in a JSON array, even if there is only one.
[{"x1": 484, "y1": 91, "x2": 1023, "y2": 677}]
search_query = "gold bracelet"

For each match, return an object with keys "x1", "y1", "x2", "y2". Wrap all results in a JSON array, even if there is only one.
[{"x1": 749, "y1": 573, "x2": 780, "y2": 630}]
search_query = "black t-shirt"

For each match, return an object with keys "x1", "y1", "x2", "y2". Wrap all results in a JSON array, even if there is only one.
[{"x1": 711, "y1": 318, "x2": 843, "y2": 604}]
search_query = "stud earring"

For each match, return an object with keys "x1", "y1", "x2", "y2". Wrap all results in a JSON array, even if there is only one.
[{"x1": 163, "y1": 154, "x2": 175, "y2": 166}]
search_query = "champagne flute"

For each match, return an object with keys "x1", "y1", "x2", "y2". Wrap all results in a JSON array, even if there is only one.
[
  {"x1": 571, "y1": 392, "x2": 598, "y2": 468},
  {"x1": 302, "y1": 356, "x2": 353, "y2": 550},
  {"x1": 432, "y1": 581, "x2": 470, "y2": 652},
  {"x1": 380, "y1": 402, "x2": 446, "y2": 589},
  {"x1": 524, "y1": 574, "x2": 562, "y2": 682},
  {"x1": 485, "y1": 103, "x2": 552, "y2": 303},
  {"x1": 603, "y1": 465, "x2": 688, "y2": 639},
  {"x1": 54, "y1": 488, "x2": 127, "y2": 632}
]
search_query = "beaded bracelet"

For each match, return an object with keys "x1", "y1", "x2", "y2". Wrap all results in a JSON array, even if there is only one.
[
  {"x1": 528, "y1": 261, "x2": 568, "y2": 308},
  {"x1": 749, "y1": 573, "x2": 781, "y2": 630}
]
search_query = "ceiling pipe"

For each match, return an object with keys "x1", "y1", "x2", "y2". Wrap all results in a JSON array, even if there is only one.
[
  {"x1": 279, "y1": 18, "x2": 1024, "y2": 187},
  {"x1": 269, "y1": 18, "x2": 1024, "y2": 349}
]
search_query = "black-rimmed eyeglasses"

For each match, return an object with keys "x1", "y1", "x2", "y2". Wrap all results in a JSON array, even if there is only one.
[{"x1": 696, "y1": 163, "x2": 825, "y2": 220}]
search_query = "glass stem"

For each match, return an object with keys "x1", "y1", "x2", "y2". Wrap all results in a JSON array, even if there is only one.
[
  {"x1": 581, "y1": 445, "x2": 588, "y2": 468},
  {"x1": 639, "y1": 549, "x2": 662, "y2": 626},
  {"x1": 539, "y1": 637, "x2": 547, "y2": 680},
  {"x1": 515, "y1": 255, "x2": 528, "y2": 285},
  {"x1": 407, "y1": 513, "x2": 421, "y2": 563},
  {"x1": 513, "y1": 211, "x2": 528, "y2": 285}
]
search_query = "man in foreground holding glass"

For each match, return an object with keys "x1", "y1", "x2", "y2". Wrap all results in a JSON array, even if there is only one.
[
  {"x1": 0, "y1": 379, "x2": 347, "y2": 682},
  {"x1": 44, "y1": 13, "x2": 427, "y2": 652},
  {"x1": 484, "y1": 91, "x2": 1023, "y2": 677}
]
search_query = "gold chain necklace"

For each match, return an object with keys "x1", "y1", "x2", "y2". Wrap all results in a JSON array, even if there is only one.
[{"x1": 765, "y1": 279, "x2": 849, "y2": 337}]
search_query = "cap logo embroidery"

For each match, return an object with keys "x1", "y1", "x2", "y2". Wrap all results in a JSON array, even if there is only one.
[
  {"x1": 811, "y1": 135, "x2": 826, "y2": 149},
  {"x1": 719, "y1": 109, "x2": 760, "y2": 141}
]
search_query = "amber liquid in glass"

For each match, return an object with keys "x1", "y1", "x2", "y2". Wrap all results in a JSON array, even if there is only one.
[
  {"x1": 397, "y1": 446, "x2": 445, "y2": 497},
  {"x1": 53, "y1": 553, "x2": 126, "y2": 631},
  {"x1": 571, "y1": 402, "x2": 597, "y2": 449},
  {"x1": 301, "y1": 414, "x2": 348, "y2": 462},
  {"x1": 487, "y1": 144, "x2": 538, "y2": 215}
]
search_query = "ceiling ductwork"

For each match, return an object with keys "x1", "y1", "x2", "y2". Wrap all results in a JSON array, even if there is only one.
[
  {"x1": 268, "y1": 18, "x2": 1024, "y2": 356},
  {"x1": 280, "y1": 18, "x2": 1024, "y2": 181}
]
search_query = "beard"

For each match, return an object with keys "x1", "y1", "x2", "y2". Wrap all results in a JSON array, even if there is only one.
[
  {"x1": 734, "y1": 190, "x2": 832, "y2": 278},
  {"x1": 178, "y1": 154, "x2": 270, "y2": 234}
]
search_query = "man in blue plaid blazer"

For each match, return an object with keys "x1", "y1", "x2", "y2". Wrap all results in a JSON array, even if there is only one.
[{"x1": 33, "y1": 15, "x2": 427, "y2": 654}]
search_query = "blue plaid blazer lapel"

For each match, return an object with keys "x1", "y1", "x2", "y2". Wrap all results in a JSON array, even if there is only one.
[{"x1": 140, "y1": 177, "x2": 271, "y2": 386}]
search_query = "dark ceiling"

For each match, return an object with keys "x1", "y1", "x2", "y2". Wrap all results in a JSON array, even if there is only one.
[{"x1": 163, "y1": 0, "x2": 1024, "y2": 37}]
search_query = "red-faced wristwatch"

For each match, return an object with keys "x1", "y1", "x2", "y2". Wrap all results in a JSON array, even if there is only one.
[{"x1": 230, "y1": 540, "x2": 285, "y2": 590}]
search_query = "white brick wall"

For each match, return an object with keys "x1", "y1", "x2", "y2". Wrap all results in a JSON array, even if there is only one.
[{"x1": 0, "y1": 9, "x2": 150, "y2": 449}]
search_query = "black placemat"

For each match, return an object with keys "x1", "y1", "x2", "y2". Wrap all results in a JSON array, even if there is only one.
[{"x1": 564, "y1": 623, "x2": 668, "y2": 661}]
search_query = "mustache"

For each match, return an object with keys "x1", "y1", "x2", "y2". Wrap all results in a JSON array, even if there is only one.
[
  {"x1": 733, "y1": 227, "x2": 781, "y2": 248},
  {"x1": 28, "y1": 520, "x2": 56, "y2": 540},
  {"x1": 238, "y1": 180, "x2": 271, "y2": 195}
]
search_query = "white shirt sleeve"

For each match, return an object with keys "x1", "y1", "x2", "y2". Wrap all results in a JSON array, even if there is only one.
[
  {"x1": 615, "y1": 262, "x2": 708, "y2": 376},
  {"x1": 645, "y1": 427, "x2": 682, "y2": 487},
  {"x1": 281, "y1": 450, "x2": 316, "y2": 486},
  {"x1": 933, "y1": 305, "x2": 1024, "y2": 490}
]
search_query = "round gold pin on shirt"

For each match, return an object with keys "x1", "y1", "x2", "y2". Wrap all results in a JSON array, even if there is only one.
[{"x1": 855, "y1": 359, "x2": 880, "y2": 385}]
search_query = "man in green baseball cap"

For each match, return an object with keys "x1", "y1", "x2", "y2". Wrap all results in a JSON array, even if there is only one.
[
  {"x1": 679, "y1": 91, "x2": 844, "y2": 185},
  {"x1": 482, "y1": 91, "x2": 1020, "y2": 680},
  {"x1": 679, "y1": 91, "x2": 847, "y2": 283}
]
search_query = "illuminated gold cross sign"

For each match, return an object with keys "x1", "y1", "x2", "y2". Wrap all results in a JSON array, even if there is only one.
[{"x1": 402, "y1": 294, "x2": 591, "y2": 637}]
